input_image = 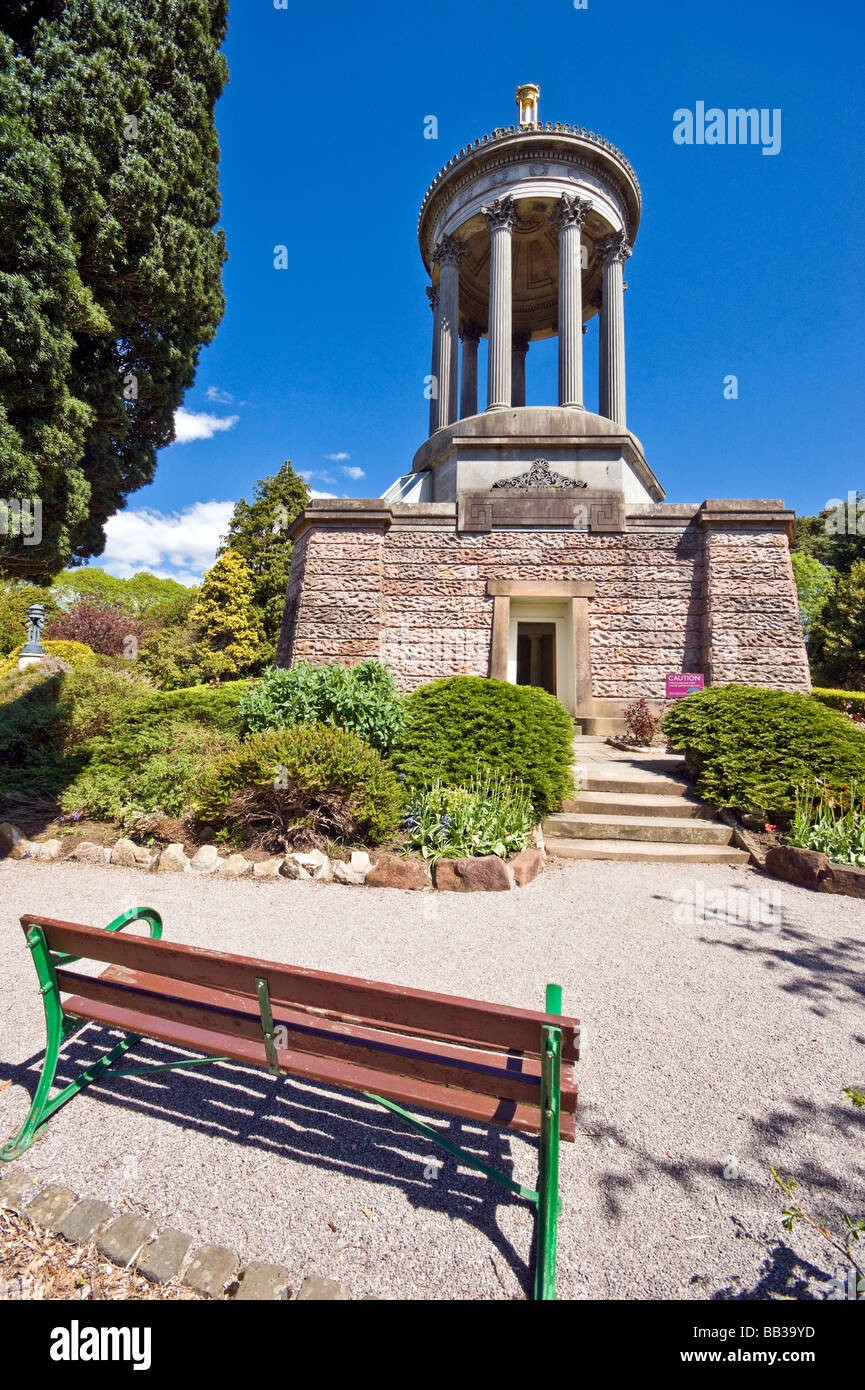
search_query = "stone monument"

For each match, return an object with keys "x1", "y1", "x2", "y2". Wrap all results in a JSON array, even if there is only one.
[{"x1": 277, "y1": 86, "x2": 809, "y2": 732}]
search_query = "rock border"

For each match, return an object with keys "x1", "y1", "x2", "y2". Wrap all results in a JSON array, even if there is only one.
[
  {"x1": 763, "y1": 843, "x2": 865, "y2": 899},
  {"x1": 0, "y1": 1163, "x2": 351, "y2": 1302},
  {"x1": 0, "y1": 822, "x2": 546, "y2": 893}
]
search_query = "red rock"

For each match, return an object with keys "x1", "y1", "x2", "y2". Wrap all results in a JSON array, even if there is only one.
[
  {"x1": 365, "y1": 853, "x2": 430, "y2": 890},
  {"x1": 509, "y1": 846, "x2": 545, "y2": 887},
  {"x1": 822, "y1": 863, "x2": 865, "y2": 899},
  {"x1": 765, "y1": 844, "x2": 828, "y2": 891},
  {"x1": 433, "y1": 855, "x2": 514, "y2": 892}
]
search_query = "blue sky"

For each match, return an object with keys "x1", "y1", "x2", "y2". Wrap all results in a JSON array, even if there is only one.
[{"x1": 100, "y1": 0, "x2": 865, "y2": 582}]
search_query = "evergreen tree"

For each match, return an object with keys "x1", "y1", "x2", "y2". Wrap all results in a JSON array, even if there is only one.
[
  {"x1": 191, "y1": 549, "x2": 263, "y2": 680},
  {"x1": 794, "y1": 495, "x2": 865, "y2": 575},
  {"x1": 218, "y1": 461, "x2": 309, "y2": 663},
  {"x1": 809, "y1": 560, "x2": 865, "y2": 691},
  {"x1": 0, "y1": 0, "x2": 228, "y2": 579}
]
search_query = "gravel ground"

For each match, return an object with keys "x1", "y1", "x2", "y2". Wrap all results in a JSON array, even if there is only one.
[{"x1": 1, "y1": 857, "x2": 863, "y2": 1301}]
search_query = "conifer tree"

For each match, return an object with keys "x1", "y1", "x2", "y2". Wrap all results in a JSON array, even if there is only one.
[
  {"x1": 191, "y1": 549, "x2": 263, "y2": 680},
  {"x1": 218, "y1": 461, "x2": 310, "y2": 664},
  {"x1": 0, "y1": 0, "x2": 229, "y2": 578}
]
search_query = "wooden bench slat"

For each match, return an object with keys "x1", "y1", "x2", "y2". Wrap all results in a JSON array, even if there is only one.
[
  {"x1": 60, "y1": 991, "x2": 576, "y2": 1140},
  {"x1": 26, "y1": 917, "x2": 580, "y2": 1061},
  {"x1": 56, "y1": 966, "x2": 576, "y2": 1112}
]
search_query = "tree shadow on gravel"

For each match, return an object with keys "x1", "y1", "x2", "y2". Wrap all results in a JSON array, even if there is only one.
[
  {"x1": 577, "y1": 1092, "x2": 863, "y2": 1235},
  {"x1": 1, "y1": 1028, "x2": 537, "y2": 1298},
  {"x1": 711, "y1": 1241, "x2": 835, "y2": 1300},
  {"x1": 697, "y1": 923, "x2": 865, "y2": 1015}
]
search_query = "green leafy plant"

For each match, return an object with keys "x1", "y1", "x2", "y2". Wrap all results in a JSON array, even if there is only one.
[
  {"x1": 661, "y1": 684, "x2": 865, "y2": 821},
  {"x1": 239, "y1": 660, "x2": 405, "y2": 752},
  {"x1": 403, "y1": 772, "x2": 534, "y2": 860},
  {"x1": 392, "y1": 677, "x2": 574, "y2": 820},
  {"x1": 196, "y1": 723, "x2": 404, "y2": 851},
  {"x1": 786, "y1": 782, "x2": 865, "y2": 866}
]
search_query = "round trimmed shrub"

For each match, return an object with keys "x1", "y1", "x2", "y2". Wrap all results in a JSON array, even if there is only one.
[
  {"x1": 662, "y1": 683, "x2": 865, "y2": 820},
  {"x1": 196, "y1": 722, "x2": 404, "y2": 851},
  {"x1": 391, "y1": 677, "x2": 575, "y2": 819}
]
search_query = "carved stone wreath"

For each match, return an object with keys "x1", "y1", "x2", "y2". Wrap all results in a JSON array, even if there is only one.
[{"x1": 491, "y1": 458, "x2": 587, "y2": 490}]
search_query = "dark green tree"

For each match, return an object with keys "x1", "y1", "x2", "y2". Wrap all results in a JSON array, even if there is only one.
[
  {"x1": 0, "y1": 0, "x2": 228, "y2": 579},
  {"x1": 809, "y1": 560, "x2": 865, "y2": 691},
  {"x1": 794, "y1": 495, "x2": 865, "y2": 575},
  {"x1": 218, "y1": 461, "x2": 310, "y2": 664}
]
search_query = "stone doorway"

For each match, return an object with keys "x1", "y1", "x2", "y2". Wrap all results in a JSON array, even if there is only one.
[
  {"x1": 487, "y1": 579, "x2": 596, "y2": 718},
  {"x1": 516, "y1": 622, "x2": 556, "y2": 695}
]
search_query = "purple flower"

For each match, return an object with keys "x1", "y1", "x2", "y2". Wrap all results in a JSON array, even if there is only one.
[{"x1": 441, "y1": 815, "x2": 451, "y2": 826}]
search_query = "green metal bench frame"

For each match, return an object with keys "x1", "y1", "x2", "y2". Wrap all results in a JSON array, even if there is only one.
[{"x1": 2, "y1": 907, "x2": 565, "y2": 1300}]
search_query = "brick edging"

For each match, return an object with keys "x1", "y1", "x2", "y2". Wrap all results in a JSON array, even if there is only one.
[{"x1": 0, "y1": 1164, "x2": 350, "y2": 1301}]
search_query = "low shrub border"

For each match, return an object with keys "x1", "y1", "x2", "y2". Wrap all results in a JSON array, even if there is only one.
[
  {"x1": 0, "y1": 822, "x2": 546, "y2": 893},
  {"x1": 811, "y1": 688, "x2": 865, "y2": 715}
]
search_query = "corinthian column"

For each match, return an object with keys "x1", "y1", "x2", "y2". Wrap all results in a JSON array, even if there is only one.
[
  {"x1": 599, "y1": 231, "x2": 631, "y2": 427},
  {"x1": 553, "y1": 193, "x2": 591, "y2": 409},
  {"x1": 432, "y1": 234, "x2": 466, "y2": 429},
  {"x1": 459, "y1": 321, "x2": 481, "y2": 419},
  {"x1": 481, "y1": 196, "x2": 518, "y2": 410},
  {"x1": 426, "y1": 285, "x2": 439, "y2": 436},
  {"x1": 511, "y1": 332, "x2": 530, "y2": 408}
]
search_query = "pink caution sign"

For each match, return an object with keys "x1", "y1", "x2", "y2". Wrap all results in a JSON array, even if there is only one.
[{"x1": 666, "y1": 673, "x2": 704, "y2": 698}]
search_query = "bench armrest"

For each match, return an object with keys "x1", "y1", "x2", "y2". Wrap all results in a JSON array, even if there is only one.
[{"x1": 103, "y1": 907, "x2": 163, "y2": 940}]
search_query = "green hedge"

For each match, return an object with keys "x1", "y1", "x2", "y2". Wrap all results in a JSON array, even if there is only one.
[
  {"x1": 811, "y1": 687, "x2": 865, "y2": 714},
  {"x1": 662, "y1": 683, "x2": 865, "y2": 819},
  {"x1": 391, "y1": 676, "x2": 575, "y2": 820}
]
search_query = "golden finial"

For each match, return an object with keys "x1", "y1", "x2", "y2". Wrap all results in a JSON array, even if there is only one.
[{"x1": 515, "y1": 84, "x2": 540, "y2": 126}]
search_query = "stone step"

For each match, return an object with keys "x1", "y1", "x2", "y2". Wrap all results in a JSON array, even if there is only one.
[
  {"x1": 543, "y1": 813, "x2": 734, "y2": 846},
  {"x1": 576, "y1": 716, "x2": 626, "y2": 736},
  {"x1": 545, "y1": 837, "x2": 750, "y2": 864},
  {"x1": 572, "y1": 773, "x2": 694, "y2": 797},
  {"x1": 570, "y1": 790, "x2": 714, "y2": 819}
]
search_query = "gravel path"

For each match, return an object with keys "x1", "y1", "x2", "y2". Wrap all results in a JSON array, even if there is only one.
[{"x1": 1, "y1": 857, "x2": 863, "y2": 1300}]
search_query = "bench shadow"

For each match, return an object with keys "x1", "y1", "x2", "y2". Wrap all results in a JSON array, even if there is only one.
[{"x1": 1, "y1": 1026, "x2": 539, "y2": 1298}]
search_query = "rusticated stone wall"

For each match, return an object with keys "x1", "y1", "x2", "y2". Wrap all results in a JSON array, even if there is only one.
[{"x1": 276, "y1": 506, "x2": 810, "y2": 701}]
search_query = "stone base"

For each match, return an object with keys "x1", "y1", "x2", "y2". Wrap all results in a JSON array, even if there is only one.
[
  {"x1": 17, "y1": 654, "x2": 43, "y2": 671},
  {"x1": 277, "y1": 495, "x2": 810, "y2": 704}
]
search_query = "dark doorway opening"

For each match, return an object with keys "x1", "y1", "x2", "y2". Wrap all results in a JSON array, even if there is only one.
[{"x1": 516, "y1": 622, "x2": 556, "y2": 696}]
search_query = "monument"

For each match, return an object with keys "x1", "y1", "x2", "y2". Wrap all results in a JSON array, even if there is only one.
[{"x1": 277, "y1": 86, "x2": 809, "y2": 733}]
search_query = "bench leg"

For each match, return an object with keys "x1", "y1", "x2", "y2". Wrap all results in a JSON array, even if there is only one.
[
  {"x1": 534, "y1": 984, "x2": 562, "y2": 1301},
  {"x1": 1, "y1": 926, "x2": 141, "y2": 1162}
]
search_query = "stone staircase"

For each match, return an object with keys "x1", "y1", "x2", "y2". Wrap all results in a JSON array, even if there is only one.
[{"x1": 542, "y1": 736, "x2": 749, "y2": 864}]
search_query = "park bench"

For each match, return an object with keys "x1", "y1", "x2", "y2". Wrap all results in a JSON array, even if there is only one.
[{"x1": 2, "y1": 907, "x2": 580, "y2": 1299}]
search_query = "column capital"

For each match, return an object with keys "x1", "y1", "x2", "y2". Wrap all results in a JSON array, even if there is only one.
[
  {"x1": 481, "y1": 194, "x2": 518, "y2": 232},
  {"x1": 459, "y1": 320, "x2": 483, "y2": 344},
  {"x1": 512, "y1": 330, "x2": 531, "y2": 353},
  {"x1": 426, "y1": 284, "x2": 439, "y2": 312},
  {"x1": 432, "y1": 233, "x2": 467, "y2": 267},
  {"x1": 552, "y1": 193, "x2": 591, "y2": 232},
  {"x1": 600, "y1": 231, "x2": 632, "y2": 267}
]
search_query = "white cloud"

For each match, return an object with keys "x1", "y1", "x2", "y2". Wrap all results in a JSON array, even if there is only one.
[
  {"x1": 310, "y1": 489, "x2": 338, "y2": 499},
  {"x1": 324, "y1": 451, "x2": 351, "y2": 462},
  {"x1": 205, "y1": 386, "x2": 235, "y2": 405},
  {"x1": 341, "y1": 465, "x2": 365, "y2": 480},
  {"x1": 173, "y1": 407, "x2": 239, "y2": 443},
  {"x1": 101, "y1": 500, "x2": 236, "y2": 584}
]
